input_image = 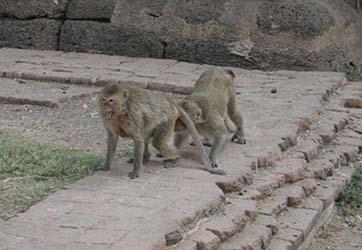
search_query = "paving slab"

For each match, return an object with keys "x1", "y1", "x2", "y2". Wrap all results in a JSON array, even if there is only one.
[
  {"x1": 0, "y1": 48, "x2": 349, "y2": 249},
  {"x1": 0, "y1": 78, "x2": 101, "y2": 107}
]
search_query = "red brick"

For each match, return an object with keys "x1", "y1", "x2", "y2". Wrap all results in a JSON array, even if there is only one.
[
  {"x1": 268, "y1": 239, "x2": 293, "y2": 250},
  {"x1": 297, "y1": 197, "x2": 324, "y2": 215},
  {"x1": 254, "y1": 215, "x2": 278, "y2": 235},
  {"x1": 296, "y1": 140, "x2": 321, "y2": 163},
  {"x1": 278, "y1": 208, "x2": 319, "y2": 240},
  {"x1": 271, "y1": 158, "x2": 307, "y2": 183},
  {"x1": 279, "y1": 186, "x2": 306, "y2": 206},
  {"x1": 311, "y1": 160, "x2": 334, "y2": 179},
  {"x1": 297, "y1": 178, "x2": 318, "y2": 196},
  {"x1": 314, "y1": 177, "x2": 346, "y2": 208},
  {"x1": 221, "y1": 225, "x2": 272, "y2": 250},
  {"x1": 259, "y1": 196, "x2": 288, "y2": 216},
  {"x1": 254, "y1": 174, "x2": 285, "y2": 196},
  {"x1": 275, "y1": 227, "x2": 303, "y2": 249},
  {"x1": 204, "y1": 200, "x2": 256, "y2": 241}
]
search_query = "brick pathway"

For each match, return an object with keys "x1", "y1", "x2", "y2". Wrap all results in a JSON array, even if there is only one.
[{"x1": 0, "y1": 48, "x2": 360, "y2": 250}]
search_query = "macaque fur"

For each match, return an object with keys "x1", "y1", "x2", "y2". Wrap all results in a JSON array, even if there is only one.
[
  {"x1": 176, "y1": 68, "x2": 246, "y2": 168},
  {"x1": 97, "y1": 84, "x2": 225, "y2": 179}
]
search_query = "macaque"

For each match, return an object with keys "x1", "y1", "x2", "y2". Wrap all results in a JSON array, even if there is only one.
[
  {"x1": 97, "y1": 84, "x2": 225, "y2": 178},
  {"x1": 175, "y1": 68, "x2": 246, "y2": 168}
]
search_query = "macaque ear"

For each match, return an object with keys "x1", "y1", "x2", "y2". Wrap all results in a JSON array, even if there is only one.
[
  {"x1": 122, "y1": 89, "x2": 129, "y2": 98},
  {"x1": 225, "y1": 69, "x2": 235, "y2": 80}
]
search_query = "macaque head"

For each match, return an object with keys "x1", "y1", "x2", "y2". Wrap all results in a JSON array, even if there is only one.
[
  {"x1": 180, "y1": 100, "x2": 204, "y2": 123},
  {"x1": 99, "y1": 84, "x2": 129, "y2": 119}
]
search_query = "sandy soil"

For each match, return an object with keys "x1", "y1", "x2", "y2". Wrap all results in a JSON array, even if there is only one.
[{"x1": 310, "y1": 207, "x2": 362, "y2": 250}]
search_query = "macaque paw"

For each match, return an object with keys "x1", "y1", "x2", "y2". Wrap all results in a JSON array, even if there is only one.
[
  {"x1": 128, "y1": 170, "x2": 139, "y2": 179},
  {"x1": 231, "y1": 133, "x2": 246, "y2": 144},
  {"x1": 163, "y1": 158, "x2": 179, "y2": 168},
  {"x1": 211, "y1": 161, "x2": 219, "y2": 168}
]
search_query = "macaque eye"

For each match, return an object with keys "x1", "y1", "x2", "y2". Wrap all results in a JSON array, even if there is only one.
[
  {"x1": 108, "y1": 98, "x2": 114, "y2": 103},
  {"x1": 102, "y1": 97, "x2": 106, "y2": 102}
]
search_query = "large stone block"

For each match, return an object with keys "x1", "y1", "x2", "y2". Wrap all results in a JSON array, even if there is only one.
[
  {"x1": 0, "y1": 19, "x2": 61, "y2": 50},
  {"x1": 59, "y1": 20, "x2": 164, "y2": 58},
  {"x1": 110, "y1": 0, "x2": 362, "y2": 70},
  {"x1": 66, "y1": 0, "x2": 117, "y2": 20},
  {"x1": 0, "y1": 0, "x2": 68, "y2": 19},
  {"x1": 257, "y1": 1, "x2": 335, "y2": 38}
]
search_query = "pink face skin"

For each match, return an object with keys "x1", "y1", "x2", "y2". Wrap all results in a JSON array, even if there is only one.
[{"x1": 101, "y1": 96, "x2": 116, "y2": 120}]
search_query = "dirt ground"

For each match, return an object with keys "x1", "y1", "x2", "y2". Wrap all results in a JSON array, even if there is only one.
[{"x1": 310, "y1": 207, "x2": 362, "y2": 250}]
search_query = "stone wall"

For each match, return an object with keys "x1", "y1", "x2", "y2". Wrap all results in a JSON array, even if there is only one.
[{"x1": 0, "y1": 0, "x2": 361, "y2": 71}]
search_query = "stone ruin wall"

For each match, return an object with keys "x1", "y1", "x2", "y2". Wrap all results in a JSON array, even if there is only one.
[{"x1": 0, "y1": 0, "x2": 361, "y2": 71}]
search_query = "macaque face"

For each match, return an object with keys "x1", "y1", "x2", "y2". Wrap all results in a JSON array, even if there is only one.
[{"x1": 99, "y1": 84, "x2": 129, "y2": 119}]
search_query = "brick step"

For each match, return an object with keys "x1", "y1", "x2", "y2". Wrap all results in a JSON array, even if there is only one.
[
  {"x1": 171, "y1": 200, "x2": 257, "y2": 249},
  {"x1": 218, "y1": 163, "x2": 358, "y2": 250},
  {"x1": 218, "y1": 143, "x2": 360, "y2": 249},
  {"x1": 308, "y1": 139, "x2": 360, "y2": 180},
  {"x1": 220, "y1": 224, "x2": 273, "y2": 250},
  {"x1": 287, "y1": 110, "x2": 349, "y2": 162},
  {"x1": 267, "y1": 164, "x2": 358, "y2": 250}
]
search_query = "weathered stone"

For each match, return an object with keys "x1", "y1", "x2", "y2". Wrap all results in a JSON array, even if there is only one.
[
  {"x1": 67, "y1": 0, "x2": 117, "y2": 20},
  {"x1": 109, "y1": 0, "x2": 362, "y2": 70},
  {"x1": 257, "y1": 2, "x2": 335, "y2": 38},
  {"x1": 0, "y1": 0, "x2": 68, "y2": 19},
  {"x1": 0, "y1": 19, "x2": 61, "y2": 50},
  {"x1": 60, "y1": 21, "x2": 163, "y2": 58}
]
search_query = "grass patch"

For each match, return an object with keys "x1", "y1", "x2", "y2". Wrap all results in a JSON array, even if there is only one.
[
  {"x1": 338, "y1": 164, "x2": 362, "y2": 211},
  {"x1": 0, "y1": 131, "x2": 102, "y2": 220},
  {"x1": 337, "y1": 64, "x2": 362, "y2": 82}
]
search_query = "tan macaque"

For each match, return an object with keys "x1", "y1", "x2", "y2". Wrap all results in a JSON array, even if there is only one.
[
  {"x1": 175, "y1": 68, "x2": 246, "y2": 168},
  {"x1": 97, "y1": 84, "x2": 225, "y2": 178}
]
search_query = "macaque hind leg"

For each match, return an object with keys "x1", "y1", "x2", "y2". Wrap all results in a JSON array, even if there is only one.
[
  {"x1": 228, "y1": 92, "x2": 246, "y2": 144},
  {"x1": 153, "y1": 122, "x2": 179, "y2": 168},
  {"x1": 127, "y1": 141, "x2": 151, "y2": 164},
  {"x1": 210, "y1": 133, "x2": 228, "y2": 168},
  {"x1": 209, "y1": 119, "x2": 229, "y2": 168}
]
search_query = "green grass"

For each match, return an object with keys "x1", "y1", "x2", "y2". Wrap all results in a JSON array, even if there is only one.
[
  {"x1": 337, "y1": 64, "x2": 362, "y2": 82},
  {"x1": 0, "y1": 131, "x2": 102, "y2": 220},
  {"x1": 338, "y1": 164, "x2": 362, "y2": 211}
]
